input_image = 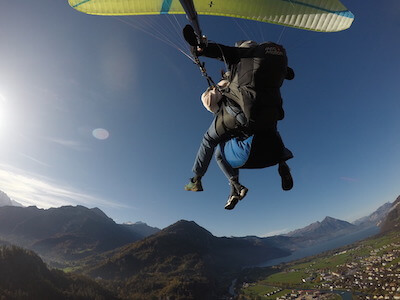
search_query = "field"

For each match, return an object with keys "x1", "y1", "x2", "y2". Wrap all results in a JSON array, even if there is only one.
[{"x1": 238, "y1": 231, "x2": 400, "y2": 299}]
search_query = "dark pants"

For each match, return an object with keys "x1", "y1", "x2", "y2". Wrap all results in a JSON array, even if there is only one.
[{"x1": 191, "y1": 102, "x2": 245, "y2": 179}]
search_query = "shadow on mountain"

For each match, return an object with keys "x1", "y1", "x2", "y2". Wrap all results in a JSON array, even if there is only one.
[{"x1": 0, "y1": 245, "x2": 120, "y2": 300}]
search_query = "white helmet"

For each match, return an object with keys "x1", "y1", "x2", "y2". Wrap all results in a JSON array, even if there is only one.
[{"x1": 235, "y1": 40, "x2": 258, "y2": 48}]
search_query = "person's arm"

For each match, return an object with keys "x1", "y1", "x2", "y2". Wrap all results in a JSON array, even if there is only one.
[{"x1": 197, "y1": 43, "x2": 240, "y2": 65}]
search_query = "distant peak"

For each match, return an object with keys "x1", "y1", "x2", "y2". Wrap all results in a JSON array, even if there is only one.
[
  {"x1": 169, "y1": 220, "x2": 199, "y2": 229},
  {"x1": 176, "y1": 219, "x2": 196, "y2": 225},
  {"x1": 123, "y1": 221, "x2": 148, "y2": 226},
  {"x1": 0, "y1": 190, "x2": 12, "y2": 206},
  {"x1": 0, "y1": 190, "x2": 23, "y2": 207},
  {"x1": 164, "y1": 220, "x2": 212, "y2": 236}
]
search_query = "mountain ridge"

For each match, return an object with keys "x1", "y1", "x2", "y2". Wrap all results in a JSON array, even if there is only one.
[
  {"x1": 81, "y1": 219, "x2": 291, "y2": 299},
  {"x1": 353, "y1": 201, "x2": 393, "y2": 228},
  {"x1": 0, "y1": 189, "x2": 398, "y2": 300},
  {"x1": 285, "y1": 216, "x2": 356, "y2": 239},
  {"x1": 0, "y1": 205, "x2": 143, "y2": 262},
  {"x1": 0, "y1": 187, "x2": 396, "y2": 270},
  {"x1": 380, "y1": 196, "x2": 400, "y2": 232},
  {"x1": 122, "y1": 221, "x2": 161, "y2": 238}
]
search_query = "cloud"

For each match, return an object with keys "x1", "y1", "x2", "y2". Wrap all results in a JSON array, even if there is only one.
[
  {"x1": 261, "y1": 228, "x2": 290, "y2": 237},
  {"x1": 0, "y1": 163, "x2": 129, "y2": 210}
]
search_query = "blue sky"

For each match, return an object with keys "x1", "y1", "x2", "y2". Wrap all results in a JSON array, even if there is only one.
[{"x1": 0, "y1": 0, "x2": 399, "y2": 237}]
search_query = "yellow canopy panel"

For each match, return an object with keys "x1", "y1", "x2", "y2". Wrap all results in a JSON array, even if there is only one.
[{"x1": 68, "y1": 0, "x2": 354, "y2": 32}]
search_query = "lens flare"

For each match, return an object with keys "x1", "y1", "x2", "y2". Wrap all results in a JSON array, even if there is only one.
[{"x1": 92, "y1": 128, "x2": 110, "y2": 140}]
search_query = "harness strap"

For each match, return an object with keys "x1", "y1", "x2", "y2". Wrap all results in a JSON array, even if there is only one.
[
  {"x1": 193, "y1": 54, "x2": 219, "y2": 89},
  {"x1": 215, "y1": 100, "x2": 253, "y2": 139}
]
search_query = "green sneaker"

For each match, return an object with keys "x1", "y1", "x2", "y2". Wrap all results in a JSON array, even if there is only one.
[{"x1": 184, "y1": 177, "x2": 203, "y2": 192}]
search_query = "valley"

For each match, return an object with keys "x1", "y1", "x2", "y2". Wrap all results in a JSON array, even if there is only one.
[
  {"x1": 0, "y1": 191, "x2": 399, "y2": 299},
  {"x1": 238, "y1": 229, "x2": 400, "y2": 299}
]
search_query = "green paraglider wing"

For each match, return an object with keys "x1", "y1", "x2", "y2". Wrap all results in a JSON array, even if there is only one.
[{"x1": 68, "y1": 0, "x2": 354, "y2": 32}]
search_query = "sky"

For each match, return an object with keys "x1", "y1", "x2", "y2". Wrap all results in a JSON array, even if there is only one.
[{"x1": 0, "y1": 0, "x2": 399, "y2": 237}]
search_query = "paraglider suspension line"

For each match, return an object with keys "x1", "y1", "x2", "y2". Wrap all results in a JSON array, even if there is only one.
[{"x1": 193, "y1": 54, "x2": 218, "y2": 89}]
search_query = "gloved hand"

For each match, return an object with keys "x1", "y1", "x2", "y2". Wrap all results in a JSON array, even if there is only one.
[
  {"x1": 190, "y1": 45, "x2": 206, "y2": 57},
  {"x1": 183, "y1": 25, "x2": 198, "y2": 46},
  {"x1": 285, "y1": 67, "x2": 295, "y2": 80}
]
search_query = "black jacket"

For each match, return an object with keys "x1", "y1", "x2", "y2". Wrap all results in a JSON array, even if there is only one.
[{"x1": 200, "y1": 42, "x2": 293, "y2": 130}]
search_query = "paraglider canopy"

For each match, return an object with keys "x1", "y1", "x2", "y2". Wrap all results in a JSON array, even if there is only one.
[{"x1": 69, "y1": 0, "x2": 354, "y2": 33}]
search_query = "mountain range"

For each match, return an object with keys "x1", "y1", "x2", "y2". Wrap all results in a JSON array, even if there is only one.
[
  {"x1": 285, "y1": 216, "x2": 356, "y2": 239},
  {"x1": 0, "y1": 189, "x2": 399, "y2": 299},
  {"x1": 0, "y1": 190, "x2": 394, "y2": 267},
  {"x1": 353, "y1": 201, "x2": 393, "y2": 228},
  {"x1": 277, "y1": 201, "x2": 392, "y2": 249},
  {"x1": 80, "y1": 220, "x2": 290, "y2": 299},
  {"x1": 0, "y1": 204, "x2": 158, "y2": 264}
]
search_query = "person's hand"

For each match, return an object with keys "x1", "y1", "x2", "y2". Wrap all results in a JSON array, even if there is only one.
[{"x1": 190, "y1": 45, "x2": 204, "y2": 57}]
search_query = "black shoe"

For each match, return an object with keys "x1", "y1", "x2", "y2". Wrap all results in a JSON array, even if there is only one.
[
  {"x1": 225, "y1": 182, "x2": 248, "y2": 210},
  {"x1": 225, "y1": 185, "x2": 240, "y2": 210},
  {"x1": 278, "y1": 162, "x2": 293, "y2": 191},
  {"x1": 236, "y1": 185, "x2": 248, "y2": 200},
  {"x1": 230, "y1": 178, "x2": 248, "y2": 200}
]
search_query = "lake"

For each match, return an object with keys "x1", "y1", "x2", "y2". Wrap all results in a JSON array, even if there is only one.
[{"x1": 259, "y1": 226, "x2": 379, "y2": 267}]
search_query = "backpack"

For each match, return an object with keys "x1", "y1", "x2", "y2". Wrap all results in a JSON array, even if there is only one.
[{"x1": 222, "y1": 42, "x2": 289, "y2": 130}]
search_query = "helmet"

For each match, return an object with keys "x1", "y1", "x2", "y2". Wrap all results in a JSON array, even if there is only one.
[{"x1": 235, "y1": 40, "x2": 258, "y2": 48}]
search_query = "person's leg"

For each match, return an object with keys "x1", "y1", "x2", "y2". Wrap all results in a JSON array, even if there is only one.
[
  {"x1": 215, "y1": 145, "x2": 248, "y2": 209},
  {"x1": 185, "y1": 101, "x2": 247, "y2": 192},
  {"x1": 224, "y1": 175, "x2": 248, "y2": 210},
  {"x1": 214, "y1": 145, "x2": 238, "y2": 180},
  {"x1": 275, "y1": 131, "x2": 294, "y2": 191},
  {"x1": 185, "y1": 117, "x2": 230, "y2": 191},
  {"x1": 191, "y1": 118, "x2": 220, "y2": 177},
  {"x1": 192, "y1": 101, "x2": 247, "y2": 178}
]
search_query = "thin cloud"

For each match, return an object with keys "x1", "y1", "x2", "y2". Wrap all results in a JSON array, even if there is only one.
[
  {"x1": 0, "y1": 163, "x2": 129, "y2": 210},
  {"x1": 340, "y1": 177, "x2": 359, "y2": 182},
  {"x1": 30, "y1": 85, "x2": 67, "y2": 113},
  {"x1": 18, "y1": 153, "x2": 51, "y2": 167},
  {"x1": 44, "y1": 137, "x2": 89, "y2": 151}
]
